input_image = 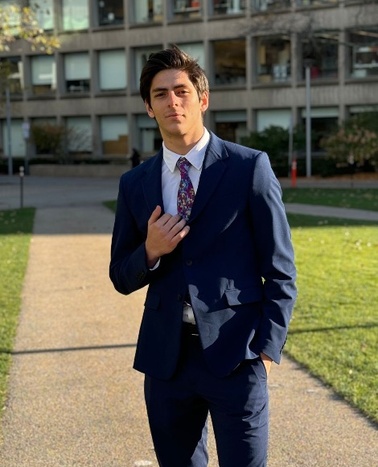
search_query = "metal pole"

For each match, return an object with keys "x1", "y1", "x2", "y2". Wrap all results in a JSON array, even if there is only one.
[
  {"x1": 19, "y1": 166, "x2": 24, "y2": 208},
  {"x1": 288, "y1": 115, "x2": 293, "y2": 178},
  {"x1": 305, "y1": 64, "x2": 312, "y2": 178},
  {"x1": 6, "y1": 86, "x2": 13, "y2": 176}
]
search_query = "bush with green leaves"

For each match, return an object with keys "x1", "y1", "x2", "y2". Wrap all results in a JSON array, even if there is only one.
[{"x1": 320, "y1": 113, "x2": 378, "y2": 171}]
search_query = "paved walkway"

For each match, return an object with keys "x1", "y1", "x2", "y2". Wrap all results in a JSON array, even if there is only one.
[{"x1": 0, "y1": 175, "x2": 377, "y2": 466}]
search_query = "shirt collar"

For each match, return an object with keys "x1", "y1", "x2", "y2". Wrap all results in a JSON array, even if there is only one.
[{"x1": 163, "y1": 129, "x2": 210, "y2": 173}]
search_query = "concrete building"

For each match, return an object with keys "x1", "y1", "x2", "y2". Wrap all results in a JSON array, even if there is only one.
[{"x1": 1, "y1": 0, "x2": 378, "y2": 168}]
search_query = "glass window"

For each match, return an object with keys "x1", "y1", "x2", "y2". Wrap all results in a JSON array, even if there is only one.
[
  {"x1": 176, "y1": 42, "x2": 205, "y2": 70},
  {"x1": 0, "y1": 56, "x2": 23, "y2": 95},
  {"x1": 64, "y1": 53, "x2": 90, "y2": 93},
  {"x1": 349, "y1": 29, "x2": 378, "y2": 79},
  {"x1": 66, "y1": 116, "x2": 92, "y2": 153},
  {"x1": 99, "y1": 50, "x2": 126, "y2": 91},
  {"x1": 30, "y1": 119, "x2": 62, "y2": 156},
  {"x1": 256, "y1": 36, "x2": 291, "y2": 84},
  {"x1": 0, "y1": 0, "x2": 21, "y2": 31},
  {"x1": 98, "y1": 0, "x2": 124, "y2": 26},
  {"x1": 211, "y1": 0, "x2": 246, "y2": 16},
  {"x1": 296, "y1": 0, "x2": 338, "y2": 7},
  {"x1": 212, "y1": 39, "x2": 246, "y2": 86},
  {"x1": 31, "y1": 55, "x2": 56, "y2": 95},
  {"x1": 252, "y1": 0, "x2": 290, "y2": 12},
  {"x1": 300, "y1": 33, "x2": 338, "y2": 80},
  {"x1": 172, "y1": 0, "x2": 201, "y2": 20},
  {"x1": 214, "y1": 111, "x2": 247, "y2": 144},
  {"x1": 100, "y1": 115, "x2": 128, "y2": 156},
  {"x1": 62, "y1": 0, "x2": 89, "y2": 31},
  {"x1": 132, "y1": 0, "x2": 163, "y2": 24},
  {"x1": 133, "y1": 45, "x2": 163, "y2": 90},
  {"x1": 256, "y1": 109, "x2": 291, "y2": 132},
  {"x1": 136, "y1": 114, "x2": 161, "y2": 156},
  {"x1": 30, "y1": 0, "x2": 54, "y2": 30},
  {"x1": 300, "y1": 107, "x2": 338, "y2": 151},
  {"x1": 1, "y1": 118, "x2": 26, "y2": 157}
]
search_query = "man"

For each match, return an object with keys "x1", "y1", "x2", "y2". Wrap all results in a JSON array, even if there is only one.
[{"x1": 109, "y1": 46, "x2": 297, "y2": 466}]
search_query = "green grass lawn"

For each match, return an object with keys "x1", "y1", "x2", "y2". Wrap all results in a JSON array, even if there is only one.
[
  {"x1": 0, "y1": 208, "x2": 35, "y2": 413},
  {"x1": 286, "y1": 213, "x2": 378, "y2": 424}
]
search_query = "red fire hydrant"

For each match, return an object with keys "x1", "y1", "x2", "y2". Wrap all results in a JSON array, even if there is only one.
[{"x1": 291, "y1": 158, "x2": 297, "y2": 188}]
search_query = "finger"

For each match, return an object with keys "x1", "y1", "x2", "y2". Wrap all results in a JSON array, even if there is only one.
[
  {"x1": 148, "y1": 205, "x2": 162, "y2": 226},
  {"x1": 163, "y1": 214, "x2": 186, "y2": 231},
  {"x1": 173, "y1": 225, "x2": 190, "y2": 243}
]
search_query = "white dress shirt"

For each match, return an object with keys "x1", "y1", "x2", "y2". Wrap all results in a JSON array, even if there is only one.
[{"x1": 161, "y1": 129, "x2": 210, "y2": 216}]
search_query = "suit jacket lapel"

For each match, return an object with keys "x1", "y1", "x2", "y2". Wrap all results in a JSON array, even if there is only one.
[
  {"x1": 190, "y1": 133, "x2": 228, "y2": 222},
  {"x1": 142, "y1": 150, "x2": 164, "y2": 213}
]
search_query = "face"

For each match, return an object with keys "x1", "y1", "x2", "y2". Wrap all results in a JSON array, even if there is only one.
[{"x1": 145, "y1": 69, "x2": 209, "y2": 144}]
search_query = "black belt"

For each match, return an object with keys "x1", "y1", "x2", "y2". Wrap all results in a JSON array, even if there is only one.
[{"x1": 182, "y1": 322, "x2": 199, "y2": 337}]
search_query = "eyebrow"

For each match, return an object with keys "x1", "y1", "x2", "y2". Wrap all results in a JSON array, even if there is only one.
[{"x1": 151, "y1": 84, "x2": 188, "y2": 94}]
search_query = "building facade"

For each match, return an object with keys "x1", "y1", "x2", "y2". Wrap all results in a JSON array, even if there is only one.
[{"x1": 0, "y1": 0, "x2": 378, "y2": 165}]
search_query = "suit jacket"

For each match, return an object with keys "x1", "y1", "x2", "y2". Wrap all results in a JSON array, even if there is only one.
[{"x1": 110, "y1": 132, "x2": 297, "y2": 379}]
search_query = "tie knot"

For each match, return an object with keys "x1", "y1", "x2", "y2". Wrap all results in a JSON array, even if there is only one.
[{"x1": 177, "y1": 157, "x2": 191, "y2": 174}]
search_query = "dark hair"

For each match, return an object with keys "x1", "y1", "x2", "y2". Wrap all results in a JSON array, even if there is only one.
[{"x1": 139, "y1": 45, "x2": 209, "y2": 107}]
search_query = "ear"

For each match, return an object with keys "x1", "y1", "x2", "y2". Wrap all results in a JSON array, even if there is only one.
[
  {"x1": 145, "y1": 101, "x2": 155, "y2": 119},
  {"x1": 200, "y1": 91, "x2": 209, "y2": 113}
]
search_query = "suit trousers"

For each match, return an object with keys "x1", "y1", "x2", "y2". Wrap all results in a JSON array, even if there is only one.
[{"x1": 144, "y1": 328, "x2": 269, "y2": 467}]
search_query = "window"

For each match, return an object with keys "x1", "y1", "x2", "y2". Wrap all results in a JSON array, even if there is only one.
[
  {"x1": 99, "y1": 50, "x2": 126, "y2": 91},
  {"x1": 296, "y1": 0, "x2": 338, "y2": 7},
  {"x1": 300, "y1": 33, "x2": 338, "y2": 80},
  {"x1": 131, "y1": 0, "x2": 163, "y2": 24},
  {"x1": 64, "y1": 53, "x2": 90, "y2": 93},
  {"x1": 300, "y1": 107, "x2": 338, "y2": 151},
  {"x1": 62, "y1": 0, "x2": 89, "y2": 31},
  {"x1": 0, "y1": 0, "x2": 21, "y2": 31},
  {"x1": 98, "y1": 0, "x2": 124, "y2": 26},
  {"x1": 349, "y1": 29, "x2": 378, "y2": 79},
  {"x1": 214, "y1": 111, "x2": 247, "y2": 144},
  {"x1": 1, "y1": 118, "x2": 26, "y2": 157},
  {"x1": 136, "y1": 114, "x2": 161, "y2": 156},
  {"x1": 211, "y1": 0, "x2": 246, "y2": 16},
  {"x1": 256, "y1": 36, "x2": 291, "y2": 84},
  {"x1": 66, "y1": 117, "x2": 92, "y2": 154},
  {"x1": 133, "y1": 46, "x2": 163, "y2": 89},
  {"x1": 30, "y1": 0, "x2": 54, "y2": 30},
  {"x1": 31, "y1": 55, "x2": 56, "y2": 95},
  {"x1": 176, "y1": 42, "x2": 205, "y2": 70},
  {"x1": 0, "y1": 56, "x2": 23, "y2": 95},
  {"x1": 212, "y1": 39, "x2": 246, "y2": 86},
  {"x1": 101, "y1": 115, "x2": 128, "y2": 156},
  {"x1": 256, "y1": 109, "x2": 291, "y2": 132},
  {"x1": 252, "y1": 0, "x2": 290, "y2": 12},
  {"x1": 172, "y1": 0, "x2": 201, "y2": 20}
]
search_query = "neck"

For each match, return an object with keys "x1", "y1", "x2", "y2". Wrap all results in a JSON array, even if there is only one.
[{"x1": 162, "y1": 128, "x2": 205, "y2": 155}]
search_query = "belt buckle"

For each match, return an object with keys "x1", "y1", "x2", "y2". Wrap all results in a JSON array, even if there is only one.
[{"x1": 183, "y1": 322, "x2": 199, "y2": 337}]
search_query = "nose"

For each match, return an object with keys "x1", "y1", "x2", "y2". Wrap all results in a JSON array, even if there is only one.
[{"x1": 167, "y1": 91, "x2": 178, "y2": 107}]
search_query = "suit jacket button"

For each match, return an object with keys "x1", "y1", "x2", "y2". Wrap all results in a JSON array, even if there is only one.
[
  {"x1": 186, "y1": 260, "x2": 193, "y2": 266},
  {"x1": 178, "y1": 294, "x2": 183, "y2": 301}
]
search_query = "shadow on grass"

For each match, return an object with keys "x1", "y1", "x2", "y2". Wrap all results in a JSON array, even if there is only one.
[
  {"x1": 289, "y1": 322, "x2": 378, "y2": 334},
  {"x1": 287, "y1": 213, "x2": 378, "y2": 228}
]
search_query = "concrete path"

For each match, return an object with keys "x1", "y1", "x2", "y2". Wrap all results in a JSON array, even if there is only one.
[{"x1": 0, "y1": 175, "x2": 377, "y2": 466}]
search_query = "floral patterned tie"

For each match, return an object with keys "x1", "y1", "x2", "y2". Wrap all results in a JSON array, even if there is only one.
[{"x1": 177, "y1": 157, "x2": 195, "y2": 221}]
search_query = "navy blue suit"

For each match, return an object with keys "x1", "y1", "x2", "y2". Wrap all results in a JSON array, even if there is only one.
[{"x1": 110, "y1": 133, "x2": 297, "y2": 466}]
